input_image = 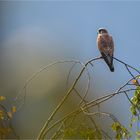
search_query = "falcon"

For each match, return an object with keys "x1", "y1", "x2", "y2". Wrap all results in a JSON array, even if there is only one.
[{"x1": 97, "y1": 28, "x2": 114, "y2": 72}]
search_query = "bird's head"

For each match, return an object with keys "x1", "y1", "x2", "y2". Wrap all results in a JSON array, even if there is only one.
[{"x1": 98, "y1": 28, "x2": 108, "y2": 34}]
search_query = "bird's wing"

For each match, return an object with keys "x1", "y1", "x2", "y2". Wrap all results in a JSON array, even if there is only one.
[
  {"x1": 99, "y1": 35, "x2": 114, "y2": 55},
  {"x1": 108, "y1": 36, "x2": 114, "y2": 56},
  {"x1": 98, "y1": 35, "x2": 114, "y2": 64}
]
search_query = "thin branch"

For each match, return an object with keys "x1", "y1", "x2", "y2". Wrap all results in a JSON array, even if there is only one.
[
  {"x1": 80, "y1": 110, "x2": 118, "y2": 122},
  {"x1": 67, "y1": 61, "x2": 101, "y2": 133},
  {"x1": 37, "y1": 57, "x2": 140, "y2": 139},
  {"x1": 37, "y1": 57, "x2": 102, "y2": 139},
  {"x1": 125, "y1": 64, "x2": 135, "y2": 79},
  {"x1": 13, "y1": 56, "x2": 139, "y2": 139},
  {"x1": 67, "y1": 61, "x2": 91, "y2": 106},
  {"x1": 66, "y1": 63, "x2": 77, "y2": 86},
  {"x1": 124, "y1": 91, "x2": 135, "y2": 107},
  {"x1": 14, "y1": 60, "x2": 88, "y2": 110},
  {"x1": 39, "y1": 88, "x2": 138, "y2": 137},
  {"x1": 83, "y1": 89, "x2": 137, "y2": 110},
  {"x1": 74, "y1": 89, "x2": 100, "y2": 133},
  {"x1": 101, "y1": 129, "x2": 112, "y2": 140},
  {"x1": 50, "y1": 121, "x2": 65, "y2": 139},
  {"x1": 110, "y1": 74, "x2": 140, "y2": 102},
  {"x1": 113, "y1": 57, "x2": 140, "y2": 74},
  {"x1": 79, "y1": 68, "x2": 91, "y2": 106},
  {"x1": 124, "y1": 91, "x2": 140, "y2": 116},
  {"x1": 38, "y1": 75, "x2": 140, "y2": 139},
  {"x1": 74, "y1": 88, "x2": 87, "y2": 103}
]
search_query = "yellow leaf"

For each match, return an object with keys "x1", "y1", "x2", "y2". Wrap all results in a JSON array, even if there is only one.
[
  {"x1": 8, "y1": 112, "x2": 12, "y2": 118},
  {"x1": 132, "y1": 79, "x2": 139, "y2": 86},
  {"x1": 0, "y1": 110, "x2": 4, "y2": 120},
  {"x1": 11, "y1": 106, "x2": 16, "y2": 113},
  {"x1": 0, "y1": 96, "x2": 6, "y2": 101}
]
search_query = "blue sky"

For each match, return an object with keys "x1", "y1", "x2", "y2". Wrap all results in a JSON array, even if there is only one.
[
  {"x1": 1, "y1": 1, "x2": 140, "y2": 64},
  {"x1": 1, "y1": 1, "x2": 140, "y2": 91},
  {"x1": 0, "y1": 1, "x2": 140, "y2": 138}
]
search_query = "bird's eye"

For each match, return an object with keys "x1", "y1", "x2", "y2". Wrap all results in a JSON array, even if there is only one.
[{"x1": 98, "y1": 30, "x2": 101, "y2": 34}]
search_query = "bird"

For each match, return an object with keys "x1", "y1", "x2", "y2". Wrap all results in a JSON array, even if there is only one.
[{"x1": 97, "y1": 28, "x2": 114, "y2": 72}]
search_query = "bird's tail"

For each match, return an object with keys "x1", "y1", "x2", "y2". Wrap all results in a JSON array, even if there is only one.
[
  {"x1": 101, "y1": 53, "x2": 114, "y2": 72},
  {"x1": 109, "y1": 64, "x2": 114, "y2": 72},
  {"x1": 104, "y1": 58, "x2": 114, "y2": 72}
]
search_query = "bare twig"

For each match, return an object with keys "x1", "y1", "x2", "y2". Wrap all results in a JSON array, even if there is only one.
[
  {"x1": 37, "y1": 57, "x2": 102, "y2": 139},
  {"x1": 14, "y1": 56, "x2": 140, "y2": 139},
  {"x1": 14, "y1": 60, "x2": 89, "y2": 110},
  {"x1": 113, "y1": 57, "x2": 140, "y2": 74},
  {"x1": 39, "y1": 87, "x2": 138, "y2": 138},
  {"x1": 83, "y1": 89, "x2": 137, "y2": 110},
  {"x1": 125, "y1": 64, "x2": 135, "y2": 79},
  {"x1": 80, "y1": 110, "x2": 118, "y2": 122},
  {"x1": 50, "y1": 121, "x2": 65, "y2": 139},
  {"x1": 66, "y1": 63, "x2": 77, "y2": 86},
  {"x1": 37, "y1": 57, "x2": 140, "y2": 139}
]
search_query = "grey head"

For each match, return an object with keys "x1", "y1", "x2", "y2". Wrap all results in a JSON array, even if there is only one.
[{"x1": 98, "y1": 28, "x2": 108, "y2": 34}]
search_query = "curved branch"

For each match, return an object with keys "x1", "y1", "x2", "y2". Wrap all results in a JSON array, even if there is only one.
[
  {"x1": 37, "y1": 57, "x2": 102, "y2": 139},
  {"x1": 14, "y1": 60, "x2": 88, "y2": 110},
  {"x1": 81, "y1": 110, "x2": 119, "y2": 122},
  {"x1": 39, "y1": 88, "x2": 138, "y2": 138},
  {"x1": 37, "y1": 57, "x2": 140, "y2": 139}
]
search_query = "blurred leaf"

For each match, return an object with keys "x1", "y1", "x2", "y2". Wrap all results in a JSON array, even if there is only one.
[
  {"x1": 11, "y1": 106, "x2": 16, "y2": 113},
  {"x1": 131, "y1": 117, "x2": 136, "y2": 122},
  {"x1": 111, "y1": 122, "x2": 130, "y2": 140},
  {"x1": 0, "y1": 96, "x2": 6, "y2": 101},
  {"x1": 129, "y1": 123, "x2": 132, "y2": 128},
  {"x1": 136, "y1": 131, "x2": 140, "y2": 136},
  {"x1": 7, "y1": 112, "x2": 12, "y2": 119},
  {"x1": 132, "y1": 79, "x2": 139, "y2": 86}
]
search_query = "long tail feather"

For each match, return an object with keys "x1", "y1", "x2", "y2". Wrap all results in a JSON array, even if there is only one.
[{"x1": 101, "y1": 53, "x2": 114, "y2": 72}]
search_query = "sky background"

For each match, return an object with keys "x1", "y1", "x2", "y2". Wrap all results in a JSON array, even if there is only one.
[{"x1": 0, "y1": 1, "x2": 140, "y2": 138}]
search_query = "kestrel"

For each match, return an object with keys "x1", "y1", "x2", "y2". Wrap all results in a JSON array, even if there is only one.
[{"x1": 97, "y1": 28, "x2": 114, "y2": 72}]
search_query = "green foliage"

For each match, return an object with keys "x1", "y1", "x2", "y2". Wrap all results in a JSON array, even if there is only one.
[
  {"x1": 136, "y1": 131, "x2": 140, "y2": 136},
  {"x1": 111, "y1": 122, "x2": 130, "y2": 140},
  {"x1": 130, "y1": 86, "x2": 140, "y2": 116},
  {"x1": 129, "y1": 86, "x2": 140, "y2": 138},
  {"x1": 129, "y1": 86, "x2": 140, "y2": 128}
]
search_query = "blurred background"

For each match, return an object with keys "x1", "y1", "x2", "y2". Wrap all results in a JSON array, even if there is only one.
[{"x1": 0, "y1": 1, "x2": 140, "y2": 139}]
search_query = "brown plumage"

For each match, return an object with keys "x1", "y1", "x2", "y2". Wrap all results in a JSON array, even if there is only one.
[{"x1": 97, "y1": 28, "x2": 114, "y2": 72}]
